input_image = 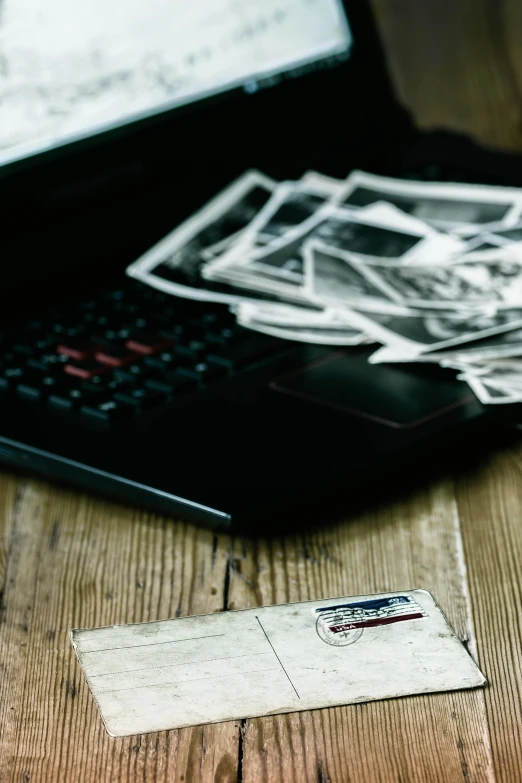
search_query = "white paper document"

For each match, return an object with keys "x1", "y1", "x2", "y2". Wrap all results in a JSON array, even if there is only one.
[{"x1": 71, "y1": 590, "x2": 485, "y2": 737}]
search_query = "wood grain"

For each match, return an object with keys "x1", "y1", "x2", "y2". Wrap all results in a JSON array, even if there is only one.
[
  {"x1": 0, "y1": 479, "x2": 237, "y2": 783},
  {"x1": 456, "y1": 445, "x2": 522, "y2": 782},
  {"x1": 0, "y1": 472, "x2": 18, "y2": 608},
  {"x1": 227, "y1": 483, "x2": 493, "y2": 782},
  {"x1": 371, "y1": 0, "x2": 522, "y2": 151}
]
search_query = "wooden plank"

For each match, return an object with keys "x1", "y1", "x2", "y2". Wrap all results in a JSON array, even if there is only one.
[
  {"x1": 456, "y1": 443, "x2": 522, "y2": 782},
  {"x1": 227, "y1": 482, "x2": 493, "y2": 782},
  {"x1": 0, "y1": 478, "x2": 237, "y2": 783},
  {"x1": 0, "y1": 472, "x2": 19, "y2": 600},
  {"x1": 370, "y1": 0, "x2": 522, "y2": 151}
]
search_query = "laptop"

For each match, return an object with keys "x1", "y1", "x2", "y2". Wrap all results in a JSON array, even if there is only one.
[{"x1": 0, "y1": 0, "x2": 517, "y2": 529}]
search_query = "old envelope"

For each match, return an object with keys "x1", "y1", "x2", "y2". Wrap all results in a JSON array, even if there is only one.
[{"x1": 70, "y1": 589, "x2": 485, "y2": 737}]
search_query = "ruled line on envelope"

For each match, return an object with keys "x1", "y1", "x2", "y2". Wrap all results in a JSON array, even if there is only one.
[
  {"x1": 95, "y1": 668, "x2": 281, "y2": 694},
  {"x1": 88, "y1": 651, "x2": 272, "y2": 678},
  {"x1": 80, "y1": 633, "x2": 226, "y2": 654}
]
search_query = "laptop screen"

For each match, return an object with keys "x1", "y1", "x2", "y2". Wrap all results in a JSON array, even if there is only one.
[{"x1": 0, "y1": 0, "x2": 352, "y2": 166}]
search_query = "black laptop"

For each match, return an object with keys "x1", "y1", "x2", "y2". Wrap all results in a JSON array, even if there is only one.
[{"x1": 0, "y1": 0, "x2": 518, "y2": 528}]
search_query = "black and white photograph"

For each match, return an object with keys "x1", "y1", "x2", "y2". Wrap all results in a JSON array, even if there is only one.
[
  {"x1": 127, "y1": 170, "x2": 276, "y2": 304},
  {"x1": 458, "y1": 374, "x2": 522, "y2": 405},
  {"x1": 250, "y1": 204, "x2": 458, "y2": 280},
  {"x1": 492, "y1": 223, "x2": 522, "y2": 243},
  {"x1": 233, "y1": 300, "x2": 333, "y2": 329},
  {"x1": 201, "y1": 245, "x2": 314, "y2": 305},
  {"x1": 446, "y1": 328, "x2": 522, "y2": 361},
  {"x1": 346, "y1": 306, "x2": 522, "y2": 356},
  {"x1": 464, "y1": 366, "x2": 522, "y2": 391},
  {"x1": 254, "y1": 246, "x2": 307, "y2": 281},
  {"x1": 235, "y1": 317, "x2": 368, "y2": 346},
  {"x1": 339, "y1": 170, "x2": 522, "y2": 233},
  {"x1": 303, "y1": 242, "x2": 403, "y2": 311},
  {"x1": 370, "y1": 325, "x2": 522, "y2": 365},
  {"x1": 222, "y1": 182, "x2": 341, "y2": 283},
  {"x1": 246, "y1": 182, "x2": 335, "y2": 243},
  {"x1": 443, "y1": 357, "x2": 522, "y2": 376},
  {"x1": 202, "y1": 176, "x2": 341, "y2": 261},
  {"x1": 299, "y1": 170, "x2": 348, "y2": 196},
  {"x1": 360, "y1": 258, "x2": 522, "y2": 310},
  {"x1": 458, "y1": 225, "x2": 522, "y2": 261},
  {"x1": 312, "y1": 210, "x2": 422, "y2": 257},
  {"x1": 459, "y1": 236, "x2": 508, "y2": 261}
]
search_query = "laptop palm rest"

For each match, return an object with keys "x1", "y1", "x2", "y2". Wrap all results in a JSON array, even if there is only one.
[{"x1": 269, "y1": 351, "x2": 475, "y2": 430}]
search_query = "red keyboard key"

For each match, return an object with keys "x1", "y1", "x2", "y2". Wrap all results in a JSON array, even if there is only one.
[
  {"x1": 64, "y1": 360, "x2": 109, "y2": 380},
  {"x1": 57, "y1": 340, "x2": 98, "y2": 361},
  {"x1": 95, "y1": 348, "x2": 138, "y2": 368},
  {"x1": 126, "y1": 334, "x2": 173, "y2": 355}
]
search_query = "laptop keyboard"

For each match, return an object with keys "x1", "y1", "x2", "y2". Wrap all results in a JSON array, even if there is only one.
[{"x1": 0, "y1": 282, "x2": 279, "y2": 424}]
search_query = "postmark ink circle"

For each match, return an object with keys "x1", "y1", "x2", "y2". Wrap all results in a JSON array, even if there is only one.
[{"x1": 316, "y1": 607, "x2": 364, "y2": 646}]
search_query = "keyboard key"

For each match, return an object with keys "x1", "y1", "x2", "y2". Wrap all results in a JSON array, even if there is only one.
[
  {"x1": 205, "y1": 325, "x2": 249, "y2": 346},
  {"x1": 80, "y1": 375, "x2": 113, "y2": 392},
  {"x1": 28, "y1": 335, "x2": 58, "y2": 354},
  {"x1": 17, "y1": 374, "x2": 62, "y2": 402},
  {"x1": 191, "y1": 311, "x2": 236, "y2": 332},
  {"x1": 12, "y1": 332, "x2": 57, "y2": 355},
  {"x1": 112, "y1": 301, "x2": 140, "y2": 317},
  {"x1": 52, "y1": 321, "x2": 85, "y2": 337},
  {"x1": 103, "y1": 288, "x2": 126, "y2": 303},
  {"x1": 95, "y1": 347, "x2": 138, "y2": 368},
  {"x1": 176, "y1": 361, "x2": 227, "y2": 384},
  {"x1": 77, "y1": 298, "x2": 99, "y2": 313},
  {"x1": 28, "y1": 353, "x2": 69, "y2": 372},
  {"x1": 49, "y1": 386, "x2": 100, "y2": 412},
  {"x1": 89, "y1": 330, "x2": 125, "y2": 348},
  {"x1": 145, "y1": 375, "x2": 195, "y2": 396},
  {"x1": 190, "y1": 312, "x2": 221, "y2": 330},
  {"x1": 91, "y1": 314, "x2": 113, "y2": 328},
  {"x1": 175, "y1": 339, "x2": 207, "y2": 360},
  {"x1": 103, "y1": 327, "x2": 132, "y2": 342},
  {"x1": 144, "y1": 350, "x2": 179, "y2": 371},
  {"x1": 114, "y1": 387, "x2": 167, "y2": 410},
  {"x1": 158, "y1": 324, "x2": 187, "y2": 340},
  {"x1": 12, "y1": 341, "x2": 36, "y2": 356},
  {"x1": 75, "y1": 374, "x2": 128, "y2": 394},
  {"x1": 142, "y1": 289, "x2": 167, "y2": 304},
  {"x1": 113, "y1": 362, "x2": 150, "y2": 382},
  {"x1": 57, "y1": 340, "x2": 98, "y2": 361},
  {"x1": 61, "y1": 325, "x2": 87, "y2": 339},
  {"x1": 81, "y1": 398, "x2": 135, "y2": 423},
  {"x1": 189, "y1": 316, "x2": 220, "y2": 336},
  {"x1": 105, "y1": 378, "x2": 132, "y2": 394},
  {"x1": 64, "y1": 360, "x2": 110, "y2": 380},
  {"x1": 126, "y1": 334, "x2": 173, "y2": 355},
  {"x1": 148, "y1": 305, "x2": 178, "y2": 325},
  {"x1": 0, "y1": 366, "x2": 28, "y2": 391},
  {"x1": 206, "y1": 335, "x2": 276, "y2": 370}
]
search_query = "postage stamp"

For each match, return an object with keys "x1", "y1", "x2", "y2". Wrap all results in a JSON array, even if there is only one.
[{"x1": 315, "y1": 595, "x2": 428, "y2": 646}]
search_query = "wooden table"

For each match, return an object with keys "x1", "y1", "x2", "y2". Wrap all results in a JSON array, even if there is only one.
[{"x1": 2, "y1": 4, "x2": 522, "y2": 780}]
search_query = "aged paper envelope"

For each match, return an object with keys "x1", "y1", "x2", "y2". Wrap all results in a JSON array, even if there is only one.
[{"x1": 70, "y1": 590, "x2": 485, "y2": 737}]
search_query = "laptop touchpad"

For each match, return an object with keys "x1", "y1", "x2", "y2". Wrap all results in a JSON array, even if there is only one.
[{"x1": 270, "y1": 351, "x2": 475, "y2": 429}]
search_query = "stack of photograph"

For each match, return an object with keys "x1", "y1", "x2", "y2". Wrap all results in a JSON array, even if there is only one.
[{"x1": 127, "y1": 168, "x2": 522, "y2": 406}]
